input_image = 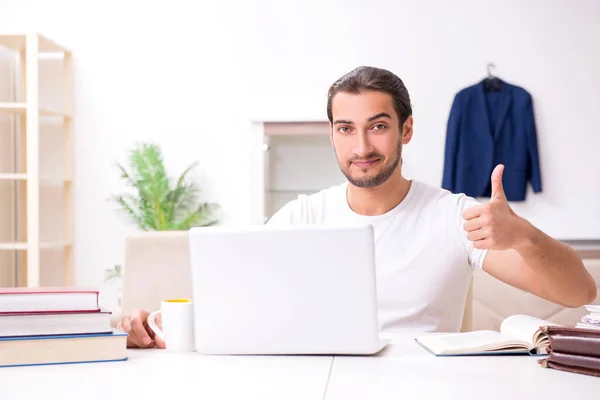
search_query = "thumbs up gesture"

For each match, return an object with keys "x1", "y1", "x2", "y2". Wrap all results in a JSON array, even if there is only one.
[{"x1": 462, "y1": 164, "x2": 524, "y2": 250}]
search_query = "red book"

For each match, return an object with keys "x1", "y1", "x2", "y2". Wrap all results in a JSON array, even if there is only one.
[{"x1": 0, "y1": 287, "x2": 100, "y2": 314}]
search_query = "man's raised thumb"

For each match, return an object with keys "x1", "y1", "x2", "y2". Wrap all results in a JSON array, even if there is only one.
[{"x1": 491, "y1": 164, "x2": 506, "y2": 200}]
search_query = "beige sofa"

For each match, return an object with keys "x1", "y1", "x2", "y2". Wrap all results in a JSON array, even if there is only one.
[{"x1": 116, "y1": 231, "x2": 600, "y2": 332}]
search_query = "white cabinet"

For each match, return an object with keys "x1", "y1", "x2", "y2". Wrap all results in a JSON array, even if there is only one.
[{"x1": 257, "y1": 121, "x2": 346, "y2": 222}]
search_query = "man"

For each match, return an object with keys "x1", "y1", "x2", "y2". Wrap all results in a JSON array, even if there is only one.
[{"x1": 119, "y1": 66, "x2": 597, "y2": 348}]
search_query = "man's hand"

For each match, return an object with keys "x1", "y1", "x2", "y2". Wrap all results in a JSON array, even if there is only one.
[
  {"x1": 462, "y1": 164, "x2": 597, "y2": 307},
  {"x1": 117, "y1": 308, "x2": 166, "y2": 349},
  {"x1": 462, "y1": 164, "x2": 530, "y2": 250}
]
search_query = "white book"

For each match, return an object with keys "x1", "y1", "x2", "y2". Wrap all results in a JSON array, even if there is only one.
[
  {"x1": 584, "y1": 304, "x2": 600, "y2": 313},
  {"x1": 416, "y1": 315, "x2": 562, "y2": 356},
  {"x1": 0, "y1": 309, "x2": 112, "y2": 337},
  {"x1": 581, "y1": 315, "x2": 600, "y2": 324},
  {"x1": 0, "y1": 330, "x2": 127, "y2": 367},
  {"x1": 576, "y1": 322, "x2": 600, "y2": 330}
]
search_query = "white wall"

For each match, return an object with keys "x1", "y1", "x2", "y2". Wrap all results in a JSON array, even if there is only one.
[
  {"x1": 246, "y1": 0, "x2": 600, "y2": 241},
  {"x1": 0, "y1": 0, "x2": 599, "y2": 308}
]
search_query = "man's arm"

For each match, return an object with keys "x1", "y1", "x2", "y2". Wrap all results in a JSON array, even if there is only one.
[
  {"x1": 482, "y1": 224, "x2": 597, "y2": 308},
  {"x1": 463, "y1": 164, "x2": 597, "y2": 308}
]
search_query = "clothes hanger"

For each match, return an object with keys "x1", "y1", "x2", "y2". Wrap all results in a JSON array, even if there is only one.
[{"x1": 483, "y1": 62, "x2": 502, "y2": 92}]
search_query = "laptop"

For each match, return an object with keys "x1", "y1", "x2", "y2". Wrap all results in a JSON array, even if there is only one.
[{"x1": 187, "y1": 224, "x2": 390, "y2": 355}]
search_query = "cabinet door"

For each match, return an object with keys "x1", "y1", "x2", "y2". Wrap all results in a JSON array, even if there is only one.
[{"x1": 264, "y1": 134, "x2": 345, "y2": 219}]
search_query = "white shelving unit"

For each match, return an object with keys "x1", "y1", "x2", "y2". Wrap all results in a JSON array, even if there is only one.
[
  {"x1": 251, "y1": 121, "x2": 346, "y2": 223},
  {"x1": 0, "y1": 33, "x2": 74, "y2": 287}
]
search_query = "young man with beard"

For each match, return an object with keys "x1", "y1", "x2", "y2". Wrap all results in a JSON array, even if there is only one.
[{"x1": 118, "y1": 66, "x2": 596, "y2": 348}]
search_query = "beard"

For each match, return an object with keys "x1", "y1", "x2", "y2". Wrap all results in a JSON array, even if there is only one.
[{"x1": 335, "y1": 140, "x2": 402, "y2": 188}]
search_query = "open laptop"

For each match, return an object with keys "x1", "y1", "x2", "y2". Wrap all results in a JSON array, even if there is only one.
[{"x1": 187, "y1": 224, "x2": 390, "y2": 355}]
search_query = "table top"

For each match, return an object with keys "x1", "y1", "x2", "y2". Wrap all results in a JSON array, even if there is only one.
[
  {"x1": 326, "y1": 334, "x2": 600, "y2": 399},
  {"x1": 0, "y1": 350, "x2": 333, "y2": 400},
  {"x1": 2, "y1": 334, "x2": 599, "y2": 400}
]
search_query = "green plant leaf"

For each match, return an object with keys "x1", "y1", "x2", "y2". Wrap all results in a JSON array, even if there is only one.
[
  {"x1": 110, "y1": 141, "x2": 219, "y2": 232},
  {"x1": 170, "y1": 202, "x2": 220, "y2": 230},
  {"x1": 129, "y1": 143, "x2": 171, "y2": 229},
  {"x1": 166, "y1": 162, "x2": 199, "y2": 224},
  {"x1": 113, "y1": 194, "x2": 148, "y2": 229},
  {"x1": 104, "y1": 264, "x2": 122, "y2": 282},
  {"x1": 115, "y1": 162, "x2": 136, "y2": 187}
]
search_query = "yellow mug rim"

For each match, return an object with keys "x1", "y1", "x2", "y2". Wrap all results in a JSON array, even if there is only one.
[{"x1": 163, "y1": 298, "x2": 192, "y2": 303}]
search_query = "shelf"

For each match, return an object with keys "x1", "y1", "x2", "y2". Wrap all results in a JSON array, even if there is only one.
[
  {"x1": 0, "y1": 103, "x2": 72, "y2": 118},
  {"x1": 0, "y1": 173, "x2": 27, "y2": 180},
  {"x1": 0, "y1": 174, "x2": 73, "y2": 184},
  {"x1": 264, "y1": 121, "x2": 329, "y2": 136},
  {"x1": 0, "y1": 31, "x2": 74, "y2": 287},
  {"x1": 0, "y1": 242, "x2": 72, "y2": 251},
  {"x1": 0, "y1": 33, "x2": 71, "y2": 54},
  {"x1": 40, "y1": 107, "x2": 72, "y2": 118},
  {"x1": 40, "y1": 178, "x2": 73, "y2": 185}
]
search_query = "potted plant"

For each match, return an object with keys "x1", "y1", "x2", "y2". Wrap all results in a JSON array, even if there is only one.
[{"x1": 104, "y1": 142, "x2": 219, "y2": 306}]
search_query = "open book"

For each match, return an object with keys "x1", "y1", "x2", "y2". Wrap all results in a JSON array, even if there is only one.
[{"x1": 416, "y1": 315, "x2": 562, "y2": 356}]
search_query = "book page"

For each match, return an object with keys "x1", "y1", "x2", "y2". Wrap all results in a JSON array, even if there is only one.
[
  {"x1": 585, "y1": 305, "x2": 600, "y2": 313},
  {"x1": 417, "y1": 330, "x2": 530, "y2": 355},
  {"x1": 500, "y1": 315, "x2": 561, "y2": 347}
]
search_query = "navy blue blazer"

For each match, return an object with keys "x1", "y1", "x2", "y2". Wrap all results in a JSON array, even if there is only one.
[{"x1": 441, "y1": 79, "x2": 542, "y2": 201}]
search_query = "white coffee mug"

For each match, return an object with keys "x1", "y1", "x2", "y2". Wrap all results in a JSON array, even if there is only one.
[{"x1": 147, "y1": 298, "x2": 195, "y2": 352}]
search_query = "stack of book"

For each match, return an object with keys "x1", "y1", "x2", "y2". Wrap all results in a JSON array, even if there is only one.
[
  {"x1": 0, "y1": 287, "x2": 128, "y2": 368},
  {"x1": 538, "y1": 323, "x2": 600, "y2": 377},
  {"x1": 576, "y1": 304, "x2": 600, "y2": 330}
]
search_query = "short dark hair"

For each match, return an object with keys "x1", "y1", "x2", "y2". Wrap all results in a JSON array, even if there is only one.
[{"x1": 326, "y1": 66, "x2": 412, "y2": 126}]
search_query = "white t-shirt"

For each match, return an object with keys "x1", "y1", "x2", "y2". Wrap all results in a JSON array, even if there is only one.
[{"x1": 266, "y1": 179, "x2": 488, "y2": 333}]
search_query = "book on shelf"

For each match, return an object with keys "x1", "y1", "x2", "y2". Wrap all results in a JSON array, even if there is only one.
[
  {"x1": 416, "y1": 314, "x2": 561, "y2": 356},
  {"x1": 0, "y1": 287, "x2": 100, "y2": 314},
  {"x1": 0, "y1": 330, "x2": 128, "y2": 368}
]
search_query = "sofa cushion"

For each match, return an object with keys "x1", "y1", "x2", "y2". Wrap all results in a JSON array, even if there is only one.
[
  {"x1": 121, "y1": 231, "x2": 193, "y2": 316},
  {"x1": 472, "y1": 258, "x2": 600, "y2": 331}
]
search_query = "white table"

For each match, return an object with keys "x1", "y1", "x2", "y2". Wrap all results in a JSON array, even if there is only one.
[
  {"x1": 2, "y1": 335, "x2": 599, "y2": 400},
  {"x1": 325, "y1": 334, "x2": 600, "y2": 399},
  {"x1": 0, "y1": 350, "x2": 333, "y2": 400}
]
